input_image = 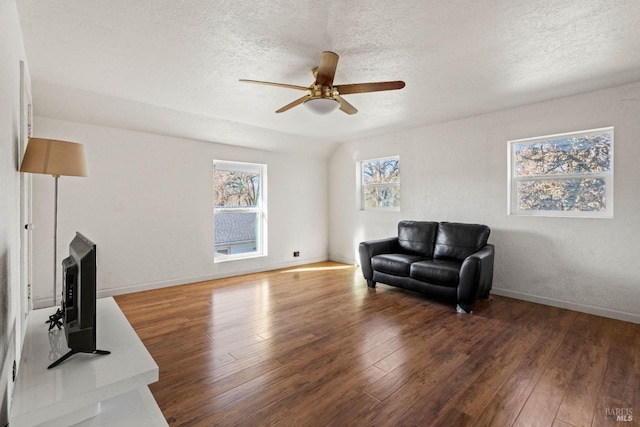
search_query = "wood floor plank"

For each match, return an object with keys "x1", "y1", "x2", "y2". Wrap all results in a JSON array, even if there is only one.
[
  {"x1": 323, "y1": 392, "x2": 382, "y2": 427},
  {"x1": 473, "y1": 373, "x2": 537, "y2": 427},
  {"x1": 513, "y1": 366, "x2": 573, "y2": 427},
  {"x1": 395, "y1": 310, "x2": 534, "y2": 425},
  {"x1": 590, "y1": 324, "x2": 638, "y2": 427},
  {"x1": 113, "y1": 261, "x2": 640, "y2": 427},
  {"x1": 599, "y1": 333, "x2": 636, "y2": 403},
  {"x1": 356, "y1": 346, "x2": 475, "y2": 426},
  {"x1": 554, "y1": 324, "x2": 608, "y2": 427},
  {"x1": 186, "y1": 373, "x2": 310, "y2": 426},
  {"x1": 364, "y1": 309, "x2": 496, "y2": 403},
  {"x1": 275, "y1": 369, "x2": 381, "y2": 426},
  {"x1": 449, "y1": 314, "x2": 546, "y2": 419},
  {"x1": 510, "y1": 308, "x2": 576, "y2": 382},
  {"x1": 154, "y1": 357, "x2": 284, "y2": 424}
]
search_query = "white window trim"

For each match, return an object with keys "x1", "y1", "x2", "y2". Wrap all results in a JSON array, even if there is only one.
[
  {"x1": 359, "y1": 155, "x2": 401, "y2": 211},
  {"x1": 507, "y1": 127, "x2": 613, "y2": 218},
  {"x1": 213, "y1": 160, "x2": 268, "y2": 262}
]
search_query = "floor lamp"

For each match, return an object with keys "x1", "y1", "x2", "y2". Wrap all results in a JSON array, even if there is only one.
[{"x1": 19, "y1": 137, "x2": 87, "y2": 308}]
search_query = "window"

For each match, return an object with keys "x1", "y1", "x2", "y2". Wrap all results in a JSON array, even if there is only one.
[
  {"x1": 213, "y1": 160, "x2": 267, "y2": 261},
  {"x1": 360, "y1": 156, "x2": 400, "y2": 210},
  {"x1": 508, "y1": 127, "x2": 613, "y2": 218}
]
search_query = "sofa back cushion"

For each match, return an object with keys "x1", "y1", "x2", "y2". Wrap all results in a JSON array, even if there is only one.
[
  {"x1": 398, "y1": 220, "x2": 438, "y2": 258},
  {"x1": 434, "y1": 222, "x2": 490, "y2": 261}
]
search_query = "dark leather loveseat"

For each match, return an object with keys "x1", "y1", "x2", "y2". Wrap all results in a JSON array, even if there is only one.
[{"x1": 359, "y1": 220, "x2": 494, "y2": 313}]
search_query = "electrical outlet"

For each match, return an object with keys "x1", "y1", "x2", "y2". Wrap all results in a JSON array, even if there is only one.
[{"x1": 293, "y1": 251, "x2": 300, "y2": 257}]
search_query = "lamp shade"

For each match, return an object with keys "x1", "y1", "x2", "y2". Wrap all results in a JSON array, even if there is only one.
[{"x1": 20, "y1": 138, "x2": 87, "y2": 177}]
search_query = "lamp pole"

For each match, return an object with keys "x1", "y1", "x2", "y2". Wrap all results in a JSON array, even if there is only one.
[
  {"x1": 19, "y1": 137, "x2": 88, "y2": 311},
  {"x1": 53, "y1": 174, "x2": 59, "y2": 307}
]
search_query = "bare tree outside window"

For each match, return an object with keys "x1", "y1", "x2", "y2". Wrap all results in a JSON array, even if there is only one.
[
  {"x1": 214, "y1": 170, "x2": 259, "y2": 207},
  {"x1": 361, "y1": 156, "x2": 400, "y2": 210},
  {"x1": 509, "y1": 128, "x2": 613, "y2": 217}
]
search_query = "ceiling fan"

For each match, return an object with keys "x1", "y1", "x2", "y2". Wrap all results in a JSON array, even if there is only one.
[{"x1": 240, "y1": 51, "x2": 405, "y2": 115}]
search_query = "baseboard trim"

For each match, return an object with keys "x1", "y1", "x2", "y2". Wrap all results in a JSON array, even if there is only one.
[
  {"x1": 327, "y1": 255, "x2": 357, "y2": 266},
  {"x1": 491, "y1": 287, "x2": 640, "y2": 324},
  {"x1": 96, "y1": 256, "x2": 330, "y2": 299},
  {"x1": 31, "y1": 257, "x2": 330, "y2": 308}
]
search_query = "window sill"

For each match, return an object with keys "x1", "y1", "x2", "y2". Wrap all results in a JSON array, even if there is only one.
[{"x1": 214, "y1": 252, "x2": 266, "y2": 263}]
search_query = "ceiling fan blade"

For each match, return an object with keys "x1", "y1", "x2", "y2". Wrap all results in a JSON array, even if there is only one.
[
  {"x1": 239, "y1": 79, "x2": 308, "y2": 91},
  {"x1": 275, "y1": 95, "x2": 310, "y2": 113},
  {"x1": 335, "y1": 80, "x2": 405, "y2": 95},
  {"x1": 336, "y1": 95, "x2": 358, "y2": 115},
  {"x1": 316, "y1": 51, "x2": 339, "y2": 87}
]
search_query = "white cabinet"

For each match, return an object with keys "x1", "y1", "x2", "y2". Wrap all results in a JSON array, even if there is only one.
[{"x1": 9, "y1": 297, "x2": 166, "y2": 426}]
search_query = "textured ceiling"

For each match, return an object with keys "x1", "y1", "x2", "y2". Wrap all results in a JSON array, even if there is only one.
[{"x1": 17, "y1": 0, "x2": 640, "y2": 157}]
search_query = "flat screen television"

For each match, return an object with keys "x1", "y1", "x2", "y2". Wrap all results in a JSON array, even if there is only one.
[{"x1": 48, "y1": 232, "x2": 109, "y2": 369}]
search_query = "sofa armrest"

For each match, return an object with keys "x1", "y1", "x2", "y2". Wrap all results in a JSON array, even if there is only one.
[
  {"x1": 358, "y1": 237, "x2": 399, "y2": 280},
  {"x1": 457, "y1": 244, "x2": 495, "y2": 310}
]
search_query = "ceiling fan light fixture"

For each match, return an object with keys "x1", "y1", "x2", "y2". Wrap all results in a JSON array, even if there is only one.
[
  {"x1": 304, "y1": 97, "x2": 339, "y2": 114},
  {"x1": 241, "y1": 51, "x2": 404, "y2": 115}
]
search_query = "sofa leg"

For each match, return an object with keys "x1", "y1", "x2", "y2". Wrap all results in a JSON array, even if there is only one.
[
  {"x1": 366, "y1": 280, "x2": 376, "y2": 288},
  {"x1": 456, "y1": 304, "x2": 473, "y2": 314}
]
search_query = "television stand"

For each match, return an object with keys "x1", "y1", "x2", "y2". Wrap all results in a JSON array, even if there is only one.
[
  {"x1": 47, "y1": 348, "x2": 111, "y2": 369},
  {"x1": 10, "y1": 297, "x2": 165, "y2": 426}
]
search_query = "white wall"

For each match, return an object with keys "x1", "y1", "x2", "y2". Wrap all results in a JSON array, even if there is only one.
[
  {"x1": 0, "y1": 0, "x2": 28, "y2": 423},
  {"x1": 30, "y1": 118, "x2": 329, "y2": 306},
  {"x1": 329, "y1": 81, "x2": 640, "y2": 323}
]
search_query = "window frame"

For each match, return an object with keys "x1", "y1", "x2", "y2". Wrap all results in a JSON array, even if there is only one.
[
  {"x1": 213, "y1": 160, "x2": 268, "y2": 262},
  {"x1": 359, "y1": 155, "x2": 400, "y2": 211},
  {"x1": 507, "y1": 127, "x2": 613, "y2": 218}
]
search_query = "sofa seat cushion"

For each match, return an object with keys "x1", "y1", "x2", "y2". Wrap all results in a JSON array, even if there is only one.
[
  {"x1": 371, "y1": 253, "x2": 427, "y2": 277},
  {"x1": 410, "y1": 259, "x2": 462, "y2": 287}
]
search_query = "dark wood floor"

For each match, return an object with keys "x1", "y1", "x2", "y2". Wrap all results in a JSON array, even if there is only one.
[{"x1": 114, "y1": 262, "x2": 640, "y2": 427}]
